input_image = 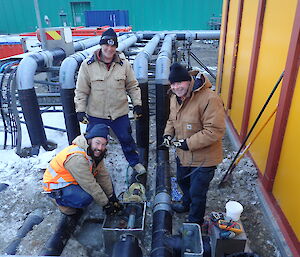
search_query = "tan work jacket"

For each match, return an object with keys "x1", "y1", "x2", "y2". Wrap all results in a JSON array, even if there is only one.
[
  {"x1": 164, "y1": 74, "x2": 225, "y2": 167},
  {"x1": 75, "y1": 49, "x2": 141, "y2": 120}
]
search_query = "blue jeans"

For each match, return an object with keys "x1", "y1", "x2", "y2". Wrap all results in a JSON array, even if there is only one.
[
  {"x1": 49, "y1": 184, "x2": 93, "y2": 208},
  {"x1": 176, "y1": 158, "x2": 215, "y2": 225},
  {"x1": 87, "y1": 115, "x2": 140, "y2": 167}
]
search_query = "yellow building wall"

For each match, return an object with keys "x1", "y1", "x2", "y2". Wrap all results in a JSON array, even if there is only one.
[
  {"x1": 273, "y1": 72, "x2": 300, "y2": 241},
  {"x1": 247, "y1": 0, "x2": 297, "y2": 173},
  {"x1": 230, "y1": 0, "x2": 259, "y2": 134},
  {"x1": 216, "y1": 0, "x2": 229, "y2": 93},
  {"x1": 219, "y1": 0, "x2": 239, "y2": 107}
]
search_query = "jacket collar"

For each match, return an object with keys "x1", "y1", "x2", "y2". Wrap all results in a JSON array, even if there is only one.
[{"x1": 95, "y1": 49, "x2": 124, "y2": 65}]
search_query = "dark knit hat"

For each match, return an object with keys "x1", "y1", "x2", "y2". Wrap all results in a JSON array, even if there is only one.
[
  {"x1": 85, "y1": 124, "x2": 109, "y2": 140},
  {"x1": 169, "y1": 63, "x2": 191, "y2": 84},
  {"x1": 99, "y1": 28, "x2": 118, "y2": 47}
]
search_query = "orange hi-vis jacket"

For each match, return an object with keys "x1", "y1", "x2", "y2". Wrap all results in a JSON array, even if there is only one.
[{"x1": 43, "y1": 145, "x2": 94, "y2": 192}]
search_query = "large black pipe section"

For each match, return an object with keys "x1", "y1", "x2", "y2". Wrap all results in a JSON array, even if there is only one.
[
  {"x1": 39, "y1": 211, "x2": 82, "y2": 256},
  {"x1": 4, "y1": 210, "x2": 43, "y2": 255},
  {"x1": 151, "y1": 34, "x2": 174, "y2": 257},
  {"x1": 112, "y1": 234, "x2": 143, "y2": 257},
  {"x1": 133, "y1": 34, "x2": 162, "y2": 170},
  {"x1": 16, "y1": 49, "x2": 66, "y2": 155},
  {"x1": 59, "y1": 34, "x2": 137, "y2": 143}
]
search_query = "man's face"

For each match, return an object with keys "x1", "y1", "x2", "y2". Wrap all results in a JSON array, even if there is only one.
[
  {"x1": 90, "y1": 137, "x2": 107, "y2": 158},
  {"x1": 101, "y1": 44, "x2": 117, "y2": 61},
  {"x1": 170, "y1": 81, "x2": 191, "y2": 97}
]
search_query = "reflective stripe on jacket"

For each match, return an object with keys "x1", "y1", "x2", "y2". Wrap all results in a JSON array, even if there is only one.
[{"x1": 43, "y1": 145, "x2": 93, "y2": 191}]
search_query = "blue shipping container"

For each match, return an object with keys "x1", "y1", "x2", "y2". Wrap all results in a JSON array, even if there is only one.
[{"x1": 85, "y1": 10, "x2": 129, "y2": 27}]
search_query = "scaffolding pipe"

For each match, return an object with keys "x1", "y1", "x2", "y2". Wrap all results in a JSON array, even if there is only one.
[
  {"x1": 151, "y1": 34, "x2": 174, "y2": 257},
  {"x1": 59, "y1": 34, "x2": 138, "y2": 143},
  {"x1": 133, "y1": 33, "x2": 162, "y2": 172}
]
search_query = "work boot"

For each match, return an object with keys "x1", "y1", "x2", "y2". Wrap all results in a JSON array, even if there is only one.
[
  {"x1": 51, "y1": 198, "x2": 77, "y2": 216},
  {"x1": 171, "y1": 203, "x2": 190, "y2": 213},
  {"x1": 133, "y1": 163, "x2": 147, "y2": 174}
]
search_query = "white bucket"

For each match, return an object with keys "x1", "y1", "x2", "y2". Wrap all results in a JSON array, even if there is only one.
[{"x1": 225, "y1": 201, "x2": 243, "y2": 221}]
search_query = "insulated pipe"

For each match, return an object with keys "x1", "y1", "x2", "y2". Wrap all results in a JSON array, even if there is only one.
[
  {"x1": 59, "y1": 34, "x2": 137, "y2": 143},
  {"x1": 4, "y1": 210, "x2": 43, "y2": 255},
  {"x1": 151, "y1": 34, "x2": 174, "y2": 257},
  {"x1": 112, "y1": 234, "x2": 143, "y2": 257},
  {"x1": 133, "y1": 34, "x2": 162, "y2": 172},
  {"x1": 39, "y1": 211, "x2": 82, "y2": 256},
  {"x1": 16, "y1": 49, "x2": 65, "y2": 154},
  {"x1": 125, "y1": 30, "x2": 220, "y2": 40}
]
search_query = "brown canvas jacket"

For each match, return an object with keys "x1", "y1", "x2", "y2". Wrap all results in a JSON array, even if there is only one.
[
  {"x1": 74, "y1": 49, "x2": 141, "y2": 120},
  {"x1": 164, "y1": 74, "x2": 225, "y2": 167}
]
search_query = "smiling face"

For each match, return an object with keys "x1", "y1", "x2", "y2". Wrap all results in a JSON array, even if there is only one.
[
  {"x1": 89, "y1": 137, "x2": 107, "y2": 158},
  {"x1": 101, "y1": 44, "x2": 117, "y2": 63},
  {"x1": 170, "y1": 81, "x2": 191, "y2": 98}
]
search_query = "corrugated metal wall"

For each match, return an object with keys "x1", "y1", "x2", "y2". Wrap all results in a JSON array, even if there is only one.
[
  {"x1": 0, "y1": 0, "x2": 223, "y2": 34},
  {"x1": 217, "y1": 0, "x2": 300, "y2": 254}
]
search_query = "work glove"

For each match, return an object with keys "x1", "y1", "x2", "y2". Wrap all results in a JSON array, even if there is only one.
[
  {"x1": 173, "y1": 139, "x2": 189, "y2": 151},
  {"x1": 76, "y1": 112, "x2": 89, "y2": 124},
  {"x1": 157, "y1": 135, "x2": 172, "y2": 150},
  {"x1": 133, "y1": 105, "x2": 143, "y2": 120},
  {"x1": 103, "y1": 194, "x2": 124, "y2": 216}
]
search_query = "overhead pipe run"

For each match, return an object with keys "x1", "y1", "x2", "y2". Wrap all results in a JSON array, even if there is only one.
[
  {"x1": 123, "y1": 30, "x2": 220, "y2": 41},
  {"x1": 59, "y1": 34, "x2": 138, "y2": 143},
  {"x1": 133, "y1": 33, "x2": 162, "y2": 172},
  {"x1": 15, "y1": 35, "x2": 110, "y2": 155}
]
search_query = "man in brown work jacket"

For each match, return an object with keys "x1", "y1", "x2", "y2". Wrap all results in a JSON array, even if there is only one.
[{"x1": 161, "y1": 63, "x2": 225, "y2": 225}]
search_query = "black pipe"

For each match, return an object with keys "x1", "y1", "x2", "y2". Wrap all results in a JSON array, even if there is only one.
[
  {"x1": 18, "y1": 88, "x2": 48, "y2": 155},
  {"x1": 151, "y1": 81, "x2": 173, "y2": 257},
  {"x1": 60, "y1": 88, "x2": 81, "y2": 144},
  {"x1": 39, "y1": 211, "x2": 82, "y2": 256},
  {"x1": 4, "y1": 211, "x2": 43, "y2": 255},
  {"x1": 112, "y1": 234, "x2": 143, "y2": 257},
  {"x1": 151, "y1": 210, "x2": 173, "y2": 257},
  {"x1": 155, "y1": 84, "x2": 170, "y2": 148},
  {"x1": 0, "y1": 183, "x2": 9, "y2": 192},
  {"x1": 135, "y1": 82, "x2": 149, "y2": 170}
]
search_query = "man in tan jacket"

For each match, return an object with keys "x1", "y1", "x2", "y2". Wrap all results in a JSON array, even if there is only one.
[
  {"x1": 74, "y1": 28, "x2": 146, "y2": 177},
  {"x1": 43, "y1": 124, "x2": 123, "y2": 216},
  {"x1": 162, "y1": 63, "x2": 225, "y2": 225}
]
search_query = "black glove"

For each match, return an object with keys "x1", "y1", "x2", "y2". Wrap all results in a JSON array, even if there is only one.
[
  {"x1": 76, "y1": 112, "x2": 89, "y2": 124},
  {"x1": 133, "y1": 105, "x2": 143, "y2": 120},
  {"x1": 158, "y1": 135, "x2": 172, "y2": 149},
  {"x1": 173, "y1": 139, "x2": 189, "y2": 151},
  {"x1": 103, "y1": 195, "x2": 124, "y2": 216}
]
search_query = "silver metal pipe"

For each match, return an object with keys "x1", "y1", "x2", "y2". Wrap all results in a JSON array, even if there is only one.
[
  {"x1": 135, "y1": 30, "x2": 220, "y2": 40},
  {"x1": 155, "y1": 34, "x2": 175, "y2": 85},
  {"x1": 133, "y1": 34, "x2": 162, "y2": 83}
]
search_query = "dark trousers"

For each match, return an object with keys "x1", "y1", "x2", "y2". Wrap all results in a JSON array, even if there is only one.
[
  {"x1": 87, "y1": 114, "x2": 140, "y2": 167},
  {"x1": 49, "y1": 184, "x2": 93, "y2": 208},
  {"x1": 176, "y1": 158, "x2": 215, "y2": 225}
]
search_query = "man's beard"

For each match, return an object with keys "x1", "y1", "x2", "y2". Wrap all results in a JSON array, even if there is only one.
[{"x1": 87, "y1": 146, "x2": 106, "y2": 163}]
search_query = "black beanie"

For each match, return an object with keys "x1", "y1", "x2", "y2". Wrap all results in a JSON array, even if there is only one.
[
  {"x1": 85, "y1": 124, "x2": 109, "y2": 140},
  {"x1": 169, "y1": 63, "x2": 191, "y2": 84},
  {"x1": 99, "y1": 28, "x2": 118, "y2": 47}
]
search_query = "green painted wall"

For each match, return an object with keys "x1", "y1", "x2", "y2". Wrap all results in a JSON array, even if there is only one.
[{"x1": 0, "y1": 0, "x2": 223, "y2": 34}]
